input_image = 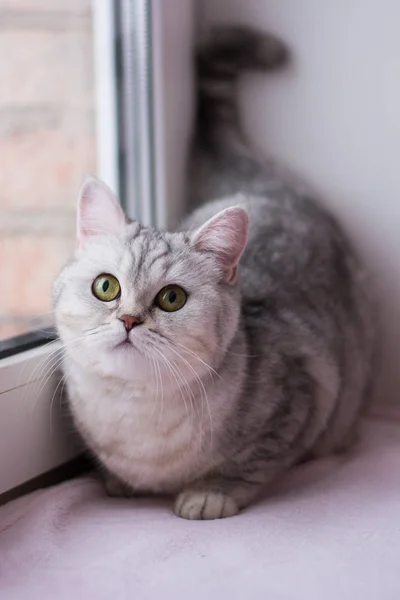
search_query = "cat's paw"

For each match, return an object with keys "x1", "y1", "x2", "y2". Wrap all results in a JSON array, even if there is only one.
[
  {"x1": 103, "y1": 474, "x2": 135, "y2": 499},
  {"x1": 174, "y1": 489, "x2": 239, "y2": 520}
]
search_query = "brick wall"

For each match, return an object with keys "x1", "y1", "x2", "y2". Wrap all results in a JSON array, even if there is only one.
[{"x1": 0, "y1": 0, "x2": 96, "y2": 338}]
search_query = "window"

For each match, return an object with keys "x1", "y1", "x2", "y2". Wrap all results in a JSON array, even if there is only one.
[
  {"x1": 0, "y1": 0, "x2": 195, "y2": 497},
  {"x1": 0, "y1": 1, "x2": 98, "y2": 343}
]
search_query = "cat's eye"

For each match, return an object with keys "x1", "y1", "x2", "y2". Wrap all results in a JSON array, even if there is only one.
[
  {"x1": 92, "y1": 274, "x2": 121, "y2": 302},
  {"x1": 155, "y1": 285, "x2": 187, "y2": 312}
]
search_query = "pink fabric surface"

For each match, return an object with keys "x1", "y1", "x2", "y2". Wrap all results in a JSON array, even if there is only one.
[{"x1": 0, "y1": 417, "x2": 399, "y2": 600}]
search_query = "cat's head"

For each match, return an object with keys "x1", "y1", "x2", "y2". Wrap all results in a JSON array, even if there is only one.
[{"x1": 53, "y1": 177, "x2": 248, "y2": 383}]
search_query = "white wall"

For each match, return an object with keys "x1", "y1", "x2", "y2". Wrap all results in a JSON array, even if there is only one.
[
  {"x1": 201, "y1": 0, "x2": 400, "y2": 407},
  {"x1": 153, "y1": 0, "x2": 195, "y2": 229}
]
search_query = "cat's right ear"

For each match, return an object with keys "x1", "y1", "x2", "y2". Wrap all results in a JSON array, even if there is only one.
[{"x1": 77, "y1": 176, "x2": 127, "y2": 250}]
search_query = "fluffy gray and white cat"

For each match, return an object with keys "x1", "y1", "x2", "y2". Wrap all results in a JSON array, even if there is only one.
[{"x1": 53, "y1": 27, "x2": 375, "y2": 520}]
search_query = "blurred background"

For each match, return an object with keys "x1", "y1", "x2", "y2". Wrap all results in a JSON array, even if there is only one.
[{"x1": 0, "y1": 0, "x2": 96, "y2": 339}]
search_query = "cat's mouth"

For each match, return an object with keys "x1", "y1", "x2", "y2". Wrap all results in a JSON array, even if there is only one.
[{"x1": 115, "y1": 337, "x2": 134, "y2": 349}]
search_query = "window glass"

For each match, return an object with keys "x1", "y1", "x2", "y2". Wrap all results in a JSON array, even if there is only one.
[{"x1": 0, "y1": 0, "x2": 97, "y2": 340}]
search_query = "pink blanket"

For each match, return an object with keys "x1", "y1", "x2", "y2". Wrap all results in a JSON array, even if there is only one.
[{"x1": 0, "y1": 417, "x2": 399, "y2": 599}]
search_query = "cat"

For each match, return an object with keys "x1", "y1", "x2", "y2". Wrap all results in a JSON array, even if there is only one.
[{"x1": 53, "y1": 26, "x2": 376, "y2": 520}]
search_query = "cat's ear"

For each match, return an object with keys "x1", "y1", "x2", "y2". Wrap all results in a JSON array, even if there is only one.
[
  {"x1": 191, "y1": 206, "x2": 249, "y2": 284},
  {"x1": 77, "y1": 176, "x2": 127, "y2": 249}
]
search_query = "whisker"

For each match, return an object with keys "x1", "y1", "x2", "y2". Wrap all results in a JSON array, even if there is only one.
[
  {"x1": 172, "y1": 340, "x2": 222, "y2": 380},
  {"x1": 147, "y1": 355, "x2": 158, "y2": 422},
  {"x1": 17, "y1": 338, "x2": 61, "y2": 388},
  {"x1": 49, "y1": 372, "x2": 68, "y2": 438},
  {"x1": 150, "y1": 344, "x2": 194, "y2": 442},
  {"x1": 165, "y1": 343, "x2": 214, "y2": 450}
]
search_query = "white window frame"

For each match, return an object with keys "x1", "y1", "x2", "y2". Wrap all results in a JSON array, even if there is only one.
[{"x1": 0, "y1": 0, "x2": 195, "y2": 498}]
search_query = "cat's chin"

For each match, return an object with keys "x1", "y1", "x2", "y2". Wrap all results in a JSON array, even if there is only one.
[{"x1": 98, "y1": 344, "x2": 154, "y2": 381}]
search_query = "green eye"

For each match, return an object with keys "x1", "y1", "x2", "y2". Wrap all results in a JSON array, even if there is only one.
[
  {"x1": 92, "y1": 274, "x2": 121, "y2": 302},
  {"x1": 156, "y1": 285, "x2": 187, "y2": 312}
]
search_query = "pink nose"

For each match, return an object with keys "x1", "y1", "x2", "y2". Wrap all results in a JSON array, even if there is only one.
[{"x1": 119, "y1": 315, "x2": 140, "y2": 332}]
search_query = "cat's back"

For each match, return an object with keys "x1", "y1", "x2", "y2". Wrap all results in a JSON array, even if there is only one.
[
  {"x1": 183, "y1": 191, "x2": 374, "y2": 367},
  {"x1": 182, "y1": 191, "x2": 359, "y2": 301},
  {"x1": 183, "y1": 25, "x2": 376, "y2": 460}
]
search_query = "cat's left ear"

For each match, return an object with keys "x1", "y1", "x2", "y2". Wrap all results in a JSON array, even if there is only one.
[
  {"x1": 191, "y1": 206, "x2": 249, "y2": 284},
  {"x1": 77, "y1": 176, "x2": 127, "y2": 249}
]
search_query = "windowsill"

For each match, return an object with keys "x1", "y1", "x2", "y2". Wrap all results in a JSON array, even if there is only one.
[{"x1": 0, "y1": 342, "x2": 80, "y2": 496}]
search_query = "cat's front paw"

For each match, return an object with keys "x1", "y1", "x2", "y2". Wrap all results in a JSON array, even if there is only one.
[
  {"x1": 175, "y1": 489, "x2": 239, "y2": 520},
  {"x1": 103, "y1": 474, "x2": 135, "y2": 499}
]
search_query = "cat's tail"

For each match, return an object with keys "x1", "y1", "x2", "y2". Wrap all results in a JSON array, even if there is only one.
[{"x1": 196, "y1": 26, "x2": 289, "y2": 147}]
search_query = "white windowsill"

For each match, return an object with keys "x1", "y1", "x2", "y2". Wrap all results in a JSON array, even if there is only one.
[{"x1": 0, "y1": 343, "x2": 79, "y2": 496}]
